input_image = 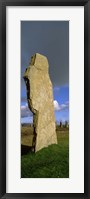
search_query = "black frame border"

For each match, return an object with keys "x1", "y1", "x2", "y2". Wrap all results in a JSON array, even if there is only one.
[{"x1": 0, "y1": 0, "x2": 90, "y2": 198}]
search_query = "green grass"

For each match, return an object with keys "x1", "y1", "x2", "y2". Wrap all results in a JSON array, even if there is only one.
[{"x1": 21, "y1": 131, "x2": 69, "y2": 178}]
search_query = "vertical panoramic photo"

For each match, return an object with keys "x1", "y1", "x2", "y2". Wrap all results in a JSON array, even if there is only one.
[{"x1": 21, "y1": 21, "x2": 69, "y2": 178}]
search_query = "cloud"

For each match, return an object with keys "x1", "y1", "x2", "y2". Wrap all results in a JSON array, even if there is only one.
[
  {"x1": 21, "y1": 100, "x2": 69, "y2": 119},
  {"x1": 21, "y1": 103, "x2": 33, "y2": 118},
  {"x1": 54, "y1": 100, "x2": 60, "y2": 111},
  {"x1": 54, "y1": 100, "x2": 69, "y2": 111}
]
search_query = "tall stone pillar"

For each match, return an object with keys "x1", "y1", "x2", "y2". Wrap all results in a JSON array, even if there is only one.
[{"x1": 24, "y1": 53, "x2": 57, "y2": 152}]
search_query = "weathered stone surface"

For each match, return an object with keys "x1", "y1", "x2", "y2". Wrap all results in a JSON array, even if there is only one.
[{"x1": 24, "y1": 53, "x2": 57, "y2": 152}]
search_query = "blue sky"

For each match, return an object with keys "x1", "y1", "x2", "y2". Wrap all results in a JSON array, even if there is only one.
[{"x1": 21, "y1": 21, "x2": 69, "y2": 124}]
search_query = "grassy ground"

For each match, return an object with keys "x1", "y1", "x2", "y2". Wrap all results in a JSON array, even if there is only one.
[{"x1": 21, "y1": 126, "x2": 69, "y2": 178}]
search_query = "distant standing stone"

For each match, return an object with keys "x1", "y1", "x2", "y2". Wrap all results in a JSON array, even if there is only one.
[{"x1": 24, "y1": 53, "x2": 57, "y2": 152}]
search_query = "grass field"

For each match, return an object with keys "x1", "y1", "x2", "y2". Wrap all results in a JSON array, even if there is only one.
[{"x1": 21, "y1": 125, "x2": 69, "y2": 178}]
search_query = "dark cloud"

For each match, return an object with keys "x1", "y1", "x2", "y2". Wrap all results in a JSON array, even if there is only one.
[{"x1": 21, "y1": 21, "x2": 69, "y2": 93}]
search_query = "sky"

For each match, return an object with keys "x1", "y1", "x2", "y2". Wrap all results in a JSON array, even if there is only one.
[{"x1": 21, "y1": 21, "x2": 69, "y2": 124}]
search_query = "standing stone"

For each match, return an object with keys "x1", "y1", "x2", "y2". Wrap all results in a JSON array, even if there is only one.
[{"x1": 24, "y1": 53, "x2": 57, "y2": 152}]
